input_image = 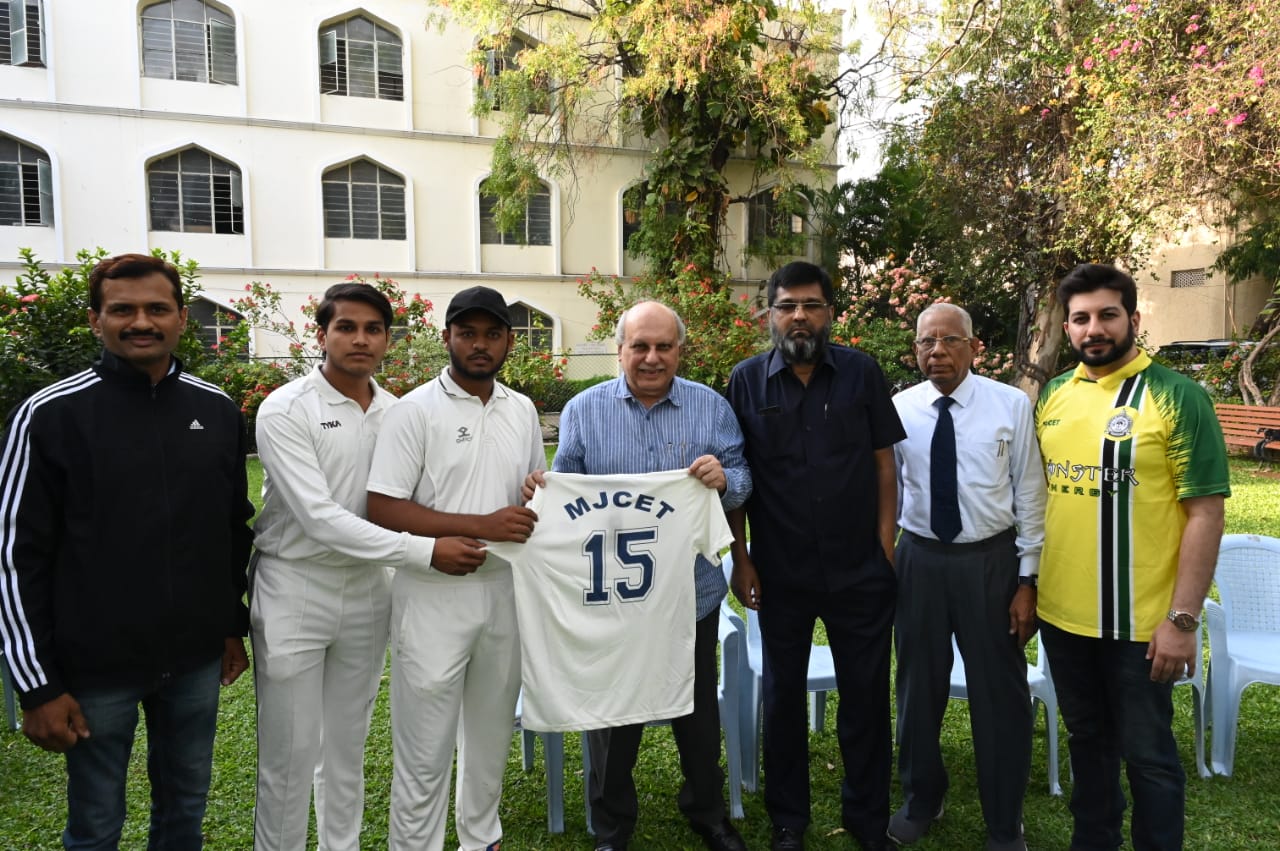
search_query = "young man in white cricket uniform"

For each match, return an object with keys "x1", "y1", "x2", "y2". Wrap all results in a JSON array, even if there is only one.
[
  {"x1": 367, "y1": 286, "x2": 545, "y2": 851},
  {"x1": 251, "y1": 282, "x2": 437, "y2": 851}
]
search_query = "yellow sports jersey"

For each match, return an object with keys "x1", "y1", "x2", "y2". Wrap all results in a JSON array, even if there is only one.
[{"x1": 1035, "y1": 351, "x2": 1230, "y2": 641}]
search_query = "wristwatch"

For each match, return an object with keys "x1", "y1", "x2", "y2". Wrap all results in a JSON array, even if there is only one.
[
  {"x1": 1167, "y1": 609, "x2": 1199, "y2": 632},
  {"x1": 1017, "y1": 575, "x2": 1037, "y2": 588}
]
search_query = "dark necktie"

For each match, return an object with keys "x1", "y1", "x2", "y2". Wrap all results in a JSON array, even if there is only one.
[{"x1": 930, "y1": 396, "x2": 962, "y2": 543}]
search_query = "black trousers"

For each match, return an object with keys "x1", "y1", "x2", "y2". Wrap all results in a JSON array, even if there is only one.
[
  {"x1": 587, "y1": 609, "x2": 726, "y2": 843},
  {"x1": 759, "y1": 554, "x2": 897, "y2": 843},
  {"x1": 893, "y1": 529, "x2": 1032, "y2": 843}
]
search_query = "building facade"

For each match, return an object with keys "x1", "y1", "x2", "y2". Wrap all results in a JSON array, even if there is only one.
[{"x1": 0, "y1": 0, "x2": 827, "y2": 360}]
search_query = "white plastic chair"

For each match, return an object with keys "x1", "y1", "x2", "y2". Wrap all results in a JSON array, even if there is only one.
[
  {"x1": 1205, "y1": 533, "x2": 1280, "y2": 776},
  {"x1": 947, "y1": 635, "x2": 1063, "y2": 796},
  {"x1": 515, "y1": 693, "x2": 568, "y2": 833},
  {"x1": 724, "y1": 554, "x2": 838, "y2": 795}
]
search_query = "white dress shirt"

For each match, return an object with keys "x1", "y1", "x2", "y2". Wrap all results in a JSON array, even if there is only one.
[
  {"x1": 892, "y1": 372, "x2": 1046, "y2": 577},
  {"x1": 253, "y1": 365, "x2": 435, "y2": 569}
]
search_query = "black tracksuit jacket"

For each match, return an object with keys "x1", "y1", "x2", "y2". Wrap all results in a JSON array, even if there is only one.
[{"x1": 0, "y1": 350, "x2": 253, "y2": 709}]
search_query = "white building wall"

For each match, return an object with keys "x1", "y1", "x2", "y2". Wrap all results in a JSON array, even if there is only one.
[{"x1": 1, "y1": 0, "x2": 836, "y2": 361}]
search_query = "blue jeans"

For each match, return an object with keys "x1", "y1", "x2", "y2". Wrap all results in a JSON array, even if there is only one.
[
  {"x1": 1039, "y1": 622, "x2": 1184, "y2": 851},
  {"x1": 63, "y1": 658, "x2": 222, "y2": 851}
]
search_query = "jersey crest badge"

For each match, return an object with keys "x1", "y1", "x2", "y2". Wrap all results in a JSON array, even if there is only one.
[{"x1": 1103, "y1": 407, "x2": 1136, "y2": 441}]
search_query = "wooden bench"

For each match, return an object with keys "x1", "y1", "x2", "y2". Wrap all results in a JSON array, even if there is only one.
[{"x1": 1215, "y1": 404, "x2": 1280, "y2": 460}]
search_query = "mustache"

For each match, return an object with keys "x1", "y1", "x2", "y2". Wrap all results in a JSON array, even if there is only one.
[{"x1": 120, "y1": 330, "x2": 163, "y2": 340}]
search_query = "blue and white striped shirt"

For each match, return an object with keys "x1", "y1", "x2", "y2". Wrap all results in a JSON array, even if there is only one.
[{"x1": 553, "y1": 376, "x2": 751, "y2": 618}]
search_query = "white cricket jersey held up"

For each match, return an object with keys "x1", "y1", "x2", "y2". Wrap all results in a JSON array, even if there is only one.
[{"x1": 488, "y1": 469, "x2": 732, "y2": 733}]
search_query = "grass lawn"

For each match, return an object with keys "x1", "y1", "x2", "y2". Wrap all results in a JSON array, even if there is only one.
[{"x1": 1, "y1": 459, "x2": 1277, "y2": 849}]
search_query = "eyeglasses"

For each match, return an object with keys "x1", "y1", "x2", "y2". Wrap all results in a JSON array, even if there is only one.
[
  {"x1": 770, "y1": 301, "x2": 830, "y2": 315},
  {"x1": 914, "y1": 336, "x2": 971, "y2": 350}
]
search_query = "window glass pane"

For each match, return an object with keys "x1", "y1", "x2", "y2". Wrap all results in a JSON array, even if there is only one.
[
  {"x1": 377, "y1": 166, "x2": 403, "y2": 187},
  {"x1": 350, "y1": 183, "x2": 380, "y2": 239},
  {"x1": 36, "y1": 157, "x2": 52, "y2": 225},
  {"x1": 172, "y1": 0, "x2": 205, "y2": 21},
  {"x1": 0, "y1": 163, "x2": 20, "y2": 225},
  {"x1": 151, "y1": 153, "x2": 179, "y2": 172},
  {"x1": 209, "y1": 18, "x2": 237, "y2": 84},
  {"x1": 322, "y1": 181, "x2": 350, "y2": 238},
  {"x1": 19, "y1": 161, "x2": 39, "y2": 225},
  {"x1": 180, "y1": 147, "x2": 211, "y2": 172},
  {"x1": 0, "y1": 3, "x2": 10, "y2": 66},
  {"x1": 141, "y1": 18, "x2": 175, "y2": 79},
  {"x1": 349, "y1": 160, "x2": 377, "y2": 183},
  {"x1": 346, "y1": 39, "x2": 376, "y2": 97},
  {"x1": 181, "y1": 172, "x2": 212, "y2": 230},
  {"x1": 532, "y1": 327, "x2": 552, "y2": 350},
  {"x1": 479, "y1": 193, "x2": 502, "y2": 244},
  {"x1": 173, "y1": 19, "x2": 206, "y2": 81},
  {"x1": 208, "y1": 5, "x2": 232, "y2": 25},
  {"x1": 346, "y1": 15, "x2": 374, "y2": 40},
  {"x1": 376, "y1": 39, "x2": 401, "y2": 74},
  {"x1": 380, "y1": 185, "x2": 405, "y2": 240},
  {"x1": 0, "y1": 135, "x2": 17, "y2": 161},
  {"x1": 528, "y1": 190, "x2": 552, "y2": 246},
  {"x1": 149, "y1": 171, "x2": 181, "y2": 231}
]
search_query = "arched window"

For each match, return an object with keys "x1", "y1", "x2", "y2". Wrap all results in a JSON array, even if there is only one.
[
  {"x1": 140, "y1": 0, "x2": 236, "y2": 84},
  {"x1": 482, "y1": 34, "x2": 549, "y2": 114},
  {"x1": 0, "y1": 133, "x2": 52, "y2": 226},
  {"x1": 322, "y1": 159, "x2": 405, "y2": 240},
  {"x1": 187, "y1": 297, "x2": 245, "y2": 353},
  {"x1": 148, "y1": 147, "x2": 243, "y2": 234},
  {"x1": 508, "y1": 302, "x2": 553, "y2": 351},
  {"x1": 319, "y1": 16, "x2": 402, "y2": 101},
  {"x1": 622, "y1": 183, "x2": 682, "y2": 250},
  {"x1": 0, "y1": 1, "x2": 44, "y2": 67},
  {"x1": 748, "y1": 186, "x2": 805, "y2": 249},
  {"x1": 479, "y1": 178, "x2": 551, "y2": 246}
]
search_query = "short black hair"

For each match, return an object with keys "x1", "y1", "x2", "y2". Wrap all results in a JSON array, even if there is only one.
[
  {"x1": 1057, "y1": 263, "x2": 1137, "y2": 316},
  {"x1": 315, "y1": 282, "x2": 394, "y2": 332},
  {"x1": 766, "y1": 261, "x2": 833, "y2": 306},
  {"x1": 89, "y1": 254, "x2": 183, "y2": 312}
]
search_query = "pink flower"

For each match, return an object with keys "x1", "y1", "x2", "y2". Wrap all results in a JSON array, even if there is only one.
[
  {"x1": 1192, "y1": 44, "x2": 1208, "y2": 59},
  {"x1": 1185, "y1": 22, "x2": 1199, "y2": 33},
  {"x1": 20, "y1": 293, "x2": 39, "y2": 303},
  {"x1": 1083, "y1": 57, "x2": 1096, "y2": 70},
  {"x1": 1040, "y1": 108, "x2": 1052, "y2": 118},
  {"x1": 1225, "y1": 112, "x2": 1247, "y2": 127},
  {"x1": 1249, "y1": 65, "x2": 1266, "y2": 87},
  {"x1": 1206, "y1": 105, "x2": 1219, "y2": 115}
]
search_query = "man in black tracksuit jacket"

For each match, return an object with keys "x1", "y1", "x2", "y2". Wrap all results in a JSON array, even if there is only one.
[{"x1": 0, "y1": 253, "x2": 253, "y2": 849}]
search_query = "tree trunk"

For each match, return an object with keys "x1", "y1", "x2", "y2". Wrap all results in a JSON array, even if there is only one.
[
  {"x1": 1240, "y1": 321, "x2": 1280, "y2": 406},
  {"x1": 1013, "y1": 281, "x2": 1065, "y2": 402}
]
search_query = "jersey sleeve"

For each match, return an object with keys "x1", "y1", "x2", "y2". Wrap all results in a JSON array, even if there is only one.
[
  {"x1": 1163, "y1": 379, "x2": 1231, "y2": 500},
  {"x1": 367, "y1": 401, "x2": 430, "y2": 499}
]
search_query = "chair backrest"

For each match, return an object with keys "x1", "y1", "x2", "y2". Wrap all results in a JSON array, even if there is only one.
[{"x1": 1214, "y1": 534, "x2": 1280, "y2": 633}]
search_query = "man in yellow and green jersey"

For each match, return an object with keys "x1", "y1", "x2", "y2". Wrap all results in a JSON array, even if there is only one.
[{"x1": 1035, "y1": 263, "x2": 1229, "y2": 851}]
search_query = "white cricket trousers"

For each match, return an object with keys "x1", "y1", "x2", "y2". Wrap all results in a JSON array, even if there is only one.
[
  {"x1": 389, "y1": 563, "x2": 521, "y2": 851},
  {"x1": 250, "y1": 555, "x2": 392, "y2": 851}
]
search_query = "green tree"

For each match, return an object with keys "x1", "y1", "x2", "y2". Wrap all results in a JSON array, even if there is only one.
[{"x1": 436, "y1": 0, "x2": 841, "y2": 279}]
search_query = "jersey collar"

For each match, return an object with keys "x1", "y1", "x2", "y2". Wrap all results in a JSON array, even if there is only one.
[{"x1": 1070, "y1": 348, "x2": 1152, "y2": 389}]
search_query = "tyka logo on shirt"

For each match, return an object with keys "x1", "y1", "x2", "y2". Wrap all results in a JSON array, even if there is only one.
[
  {"x1": 319, "y1": 420, "x2": 341, "y2": 430},
  {"x1": 456, "y1": 426, "x2": 473, "y2": 444}
]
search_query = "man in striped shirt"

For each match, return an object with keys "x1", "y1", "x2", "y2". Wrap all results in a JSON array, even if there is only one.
[{"x1": 1035, "y1": 263, "x2": 1229, "y2": 851}]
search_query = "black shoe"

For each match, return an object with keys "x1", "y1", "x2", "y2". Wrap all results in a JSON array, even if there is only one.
[
  {"x1": 691, "y1": 818, "x2": 748, "y2": 851},
  {"x1": 771, "y1": 826, "x2": 805, "y2": 851}
]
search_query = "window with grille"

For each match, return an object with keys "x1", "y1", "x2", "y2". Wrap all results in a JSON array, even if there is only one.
[
  {"x1": 508, "y1": 303, "x2": 553, "y2": 350},
  {"x1": 319, "y1": 16, "x2": 402, "y2": 101},
  {"x1": 140, "y1": 0, "x2": 236, "y2": 85},
  {"x1": 148, "y1": 148, "x2": 243, "y2": 234},
  {"x1": 188, "y1": 297, "x2": 245, "y2": 353},
  {"x1": 483, "y1": 35, "x2": 549, "y2": 114},
  {"x1": 0, "y1": 0, "x2": 44, "y2": 67},
  {"x1": 1171, "y1": 268, "x2": 1207, "y2": 289},
  {"x1": 0, "y1": 134, "x2": 52, "y2": 226},
  {"x1": 749, "y1": 187, "x2": 805, "y2": 248},
  {"x1": 322, "y1": 160, "x2": 406, "y2": 240},
  {"x1": 622, "y1": 183, "x2": 682, "y2": 250},
  {"x1": 479, "y1": 179, "x2": 551, "y2": 246}
]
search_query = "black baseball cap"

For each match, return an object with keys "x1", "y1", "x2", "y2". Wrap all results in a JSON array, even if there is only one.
[{"x1": 445, "y1": 285, "x2": 512, "y2": 327}]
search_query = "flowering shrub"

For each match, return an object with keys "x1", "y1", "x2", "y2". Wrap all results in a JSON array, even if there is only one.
[
  {"x1": 577, "y1": 265, "x2": 766, "y2": 392},
  {"x1": 832, "y1": 263, "x2": 1018, "y2": 390}
]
